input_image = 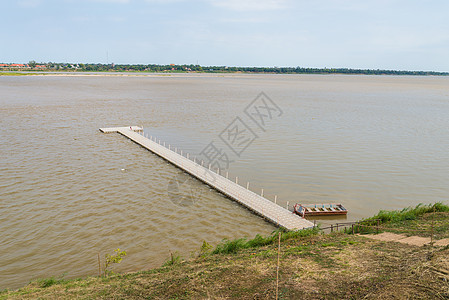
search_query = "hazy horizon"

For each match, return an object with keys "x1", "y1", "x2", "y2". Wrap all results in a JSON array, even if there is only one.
[{"x1": 2, "y1": 62, "x2": 448, "y2": 74}]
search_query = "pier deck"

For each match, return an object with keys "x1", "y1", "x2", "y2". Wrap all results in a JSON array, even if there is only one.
[{"x1": 100, "y1": 126, "x2": 314, "y2": 231}]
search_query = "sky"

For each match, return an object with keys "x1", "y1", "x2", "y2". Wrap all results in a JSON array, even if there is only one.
[{"x1": 1, "y1": 0, "x2": 448, "y2": 71}]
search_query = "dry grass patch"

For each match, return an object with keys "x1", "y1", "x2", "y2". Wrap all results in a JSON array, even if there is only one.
[{"x1": 2, "y1": 224, "x2": 449, "y2": 299}]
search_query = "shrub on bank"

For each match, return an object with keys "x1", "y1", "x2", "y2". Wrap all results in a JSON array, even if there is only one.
[
  {"x1": 361, "y1": 202, "x2": 449, "y2": 226},
  {"x1": 212, "y1": 227, "x2": 320, "y2": 254}
]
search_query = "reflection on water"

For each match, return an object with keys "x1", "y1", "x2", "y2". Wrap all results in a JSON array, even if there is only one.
[{"x1": 1, "y1": 73, "x2": 448, "y2": 289}]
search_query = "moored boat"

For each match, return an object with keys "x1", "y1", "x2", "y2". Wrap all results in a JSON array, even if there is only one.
[{"x1": 293, "y1": 203, "x2": 348, "y2": 217}]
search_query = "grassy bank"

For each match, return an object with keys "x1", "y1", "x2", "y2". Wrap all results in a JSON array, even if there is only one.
[
  {"x1": 2, "y1": 204, "x2": 449, "y2": 299},
  {"x1": 357, "y1": 202, "x2": 449, "y2": 239},
  {"x1": 0, "y1": 72, "x2": 31, "y2": 76}
]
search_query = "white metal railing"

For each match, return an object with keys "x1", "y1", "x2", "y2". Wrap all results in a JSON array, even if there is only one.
[{"x1": 115, "y1": 128, "x2": 314, "y2": 230}]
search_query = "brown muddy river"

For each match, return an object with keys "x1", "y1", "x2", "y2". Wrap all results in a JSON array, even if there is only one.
[{"x1": 1, "y1": 73, "x2": 448, "y2": 289}]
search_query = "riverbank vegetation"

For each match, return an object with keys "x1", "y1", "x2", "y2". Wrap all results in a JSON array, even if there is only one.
[
  {"x1": 357, "y1": 202, "x2": 449, "y2": 239},
  {"x1": 1, "y1": 203, "x2": 448, "y2": 299},
  {"x1": 1, "y1": 63, "x2": 448, "y2": 76},
  {"x1": 0, "y1": 72, "x2": 29, "y2": 76}
]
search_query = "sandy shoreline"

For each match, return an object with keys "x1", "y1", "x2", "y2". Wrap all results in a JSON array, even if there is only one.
[{"x1": 0, "y1": 71, "x2": 252, "y2": 78}]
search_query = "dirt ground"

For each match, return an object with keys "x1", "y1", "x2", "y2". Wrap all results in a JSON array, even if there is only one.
[{"x1": 3, "y1": 232, "x2": 448, "y2": 299}]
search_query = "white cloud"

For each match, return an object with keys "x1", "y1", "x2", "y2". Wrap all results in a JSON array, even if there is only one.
[
  {"x1": 145, "y1": 0, "x2": 185, "y2": 3},
  {"x1": 17, "y1": 0, "x2": 42, "y2": 8},
  {"x1": 208, "y1": 0, "x2": 288, "y2": 11},
  {"x1": 369, "y1": 27, "x2": 449, "y2": 52},
  {"x1": 218, "y1": 17, "x2": 268, "y2": 23},
  {"x1": 89, "y1": 0, "x2": 131, "y2": 3},
  {"x1": 71, "y1": 15, "x2": 127, "y2": 23}
]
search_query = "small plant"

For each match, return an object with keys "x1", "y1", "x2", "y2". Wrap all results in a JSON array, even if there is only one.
[
  {"x1": 104, "y1": 248, "x2": 127, "y2": 276},
  {"x1": 199, "y1": 241, "x2": 213, "y2": 257},
  {"x1": 38, "y1": 277, "x2": 58, "y2": 288},
  {"x1": 163, "y1": 251, "x2": 183, "y2": 267},
  {"x1": 35, "y1": 274, "x2": 66, "y2": 288}
]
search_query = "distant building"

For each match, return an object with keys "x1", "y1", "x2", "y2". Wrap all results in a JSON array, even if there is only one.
[
  {"x1": 10, "y1": 64, "x2": 27, "y2": 68},
  {"x1": 0, "y1": 63, "x2": 29, "y2": 69}
]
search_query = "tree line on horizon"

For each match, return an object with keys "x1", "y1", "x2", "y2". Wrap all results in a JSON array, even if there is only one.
[
  {"x1": 79, "y1": 63, "x2": 449, "y2": 75},
  {"x1": 2, "y1": 62, "x2": 448, "y2": 76}
]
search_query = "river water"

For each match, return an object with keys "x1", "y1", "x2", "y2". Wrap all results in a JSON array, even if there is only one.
[{"x1": 1, "y1": 73, "x2": 448, "y2": 289}]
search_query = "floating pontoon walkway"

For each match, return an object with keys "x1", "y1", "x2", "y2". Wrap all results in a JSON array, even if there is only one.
[{"x1": 100, "y1": 126, "x2": 314, "y2": 231}]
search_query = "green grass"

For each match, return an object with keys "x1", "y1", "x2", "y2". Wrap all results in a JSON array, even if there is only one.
[
  {"x1": 2, "y1": 204, "x2": 449, "y2": 299},
  {"x1": 212, "y1": 227, "x2": 319, "y2": 254},
  {"x1": 361, "y1": 202, "x2": 448, "y2": 225},
  {"x1": 35, "y1": 277, "x2": 66, "y2": 288},
  {"x1": 162, "y1": 251, "x2": 183, "y2": 267},
  {"x1": 0, "y1": 72, "x2": 29, "y2": 76},
  {"x1": 2, "y1": 229, "x2": 449, "y2": 299},
  {"x1": 355, "y1": 202, "x2": 449, "y2": 237}
]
